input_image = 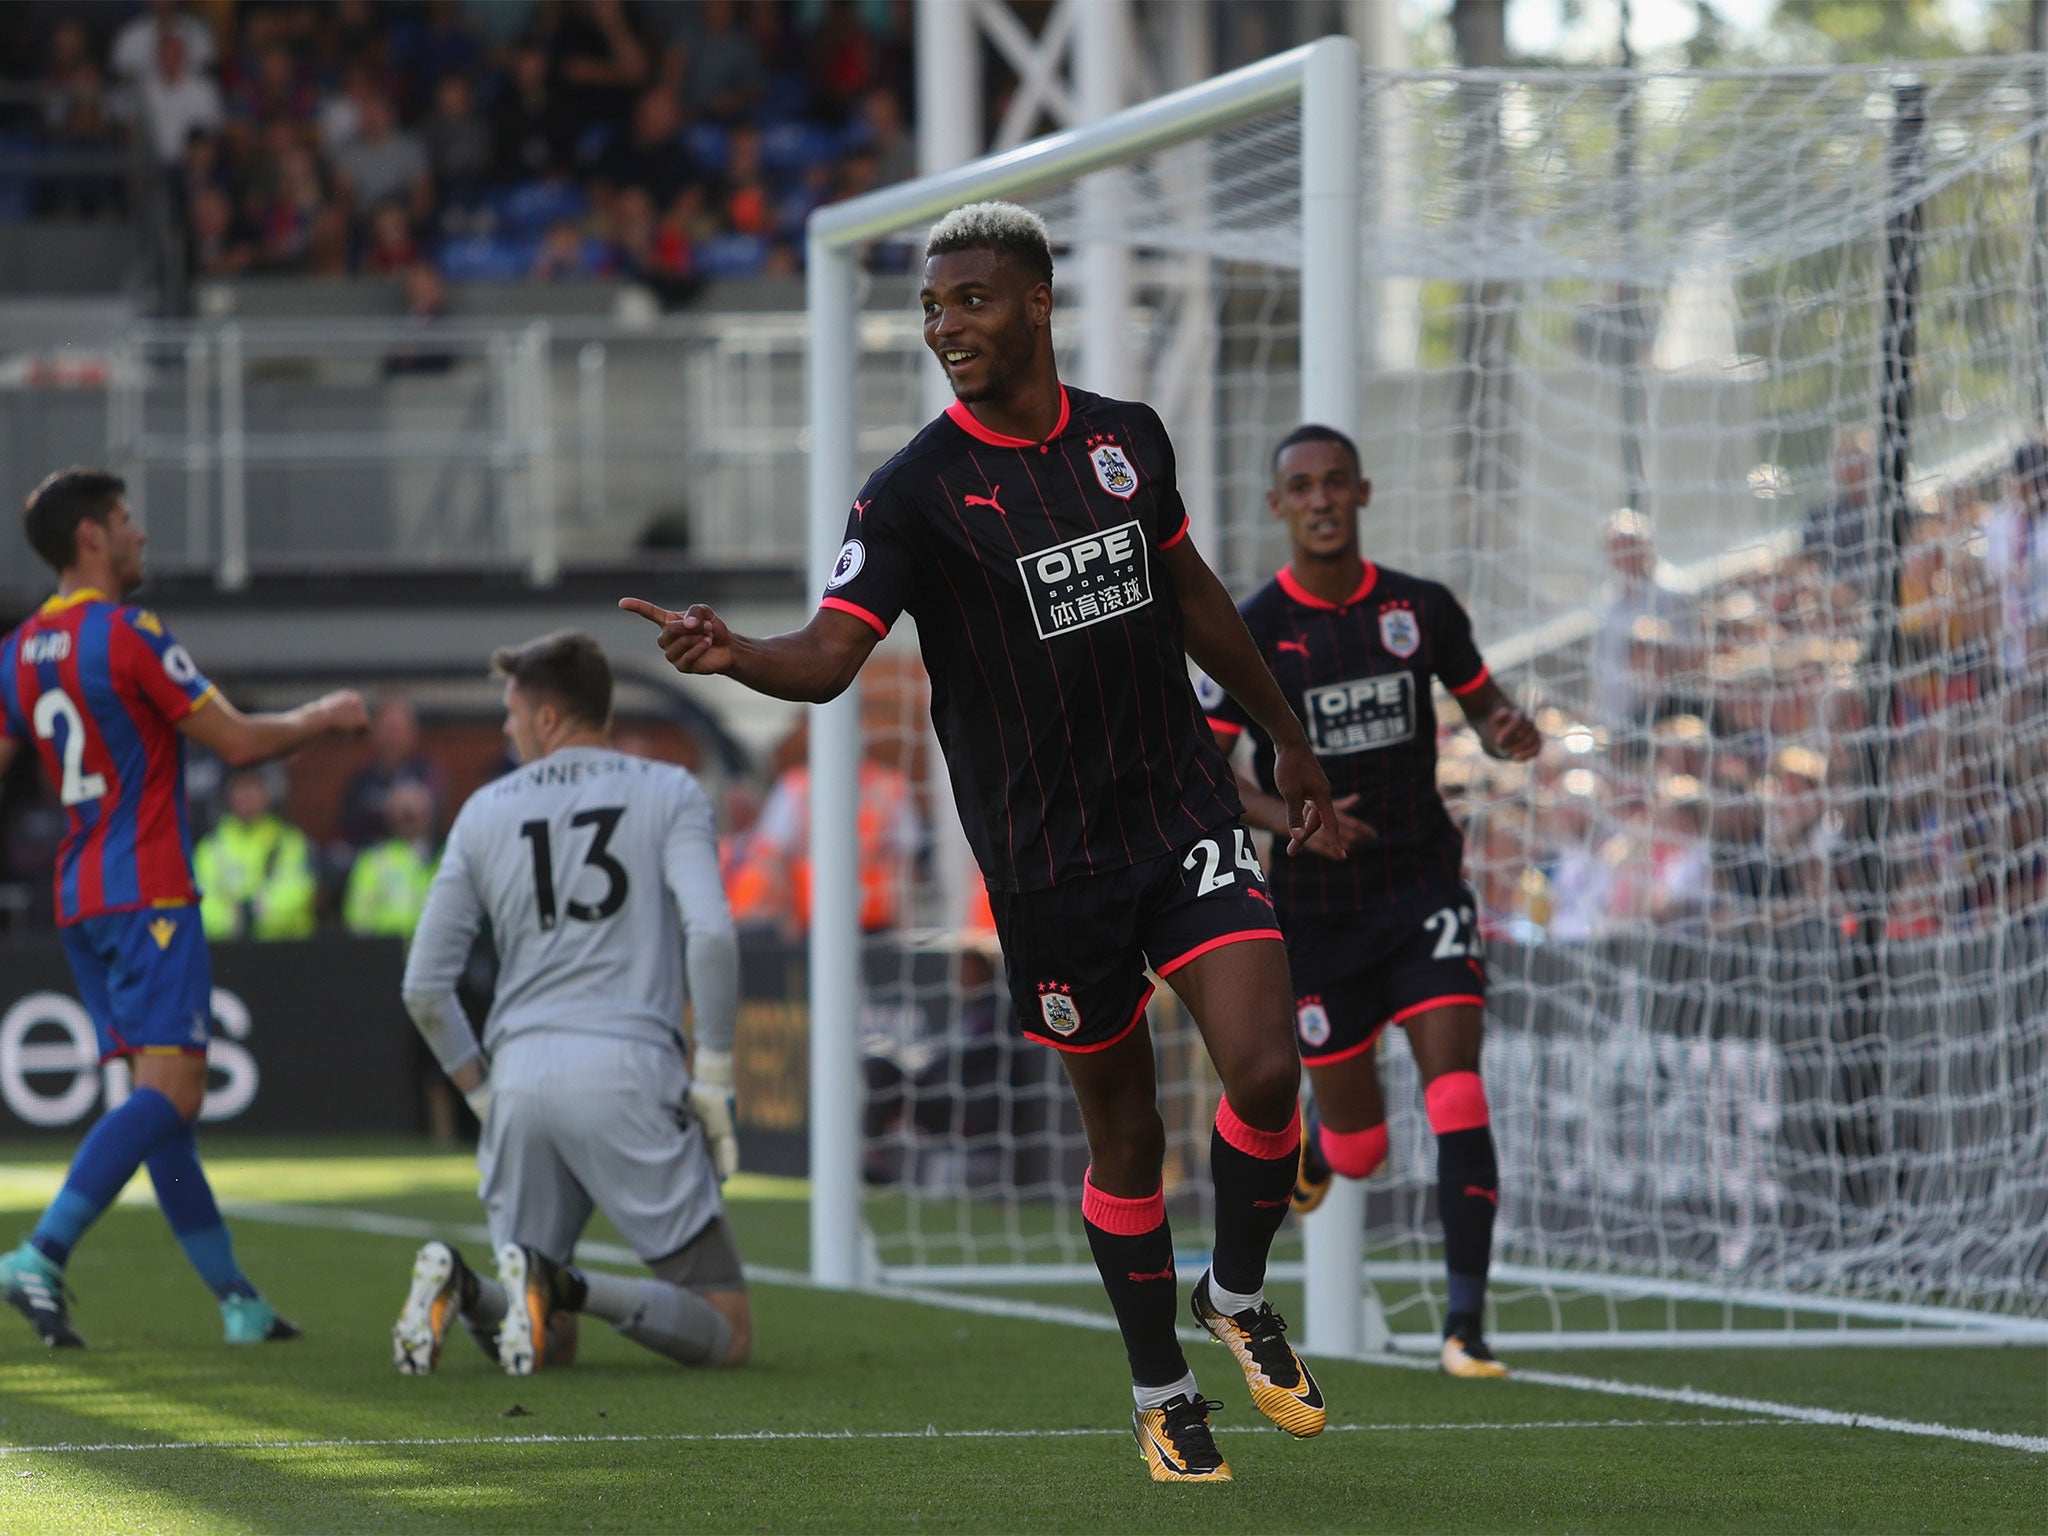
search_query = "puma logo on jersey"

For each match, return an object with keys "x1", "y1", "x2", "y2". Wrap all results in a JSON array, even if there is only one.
[
  {"x1": 964, "y1": 487, "x2": 1007, "y2": 516},
  {"x1": 1127, "y1": 1265, "x2": 1176, "y2": 1283},
  {"x1": 852, "y1": 498, "x2": 872, "y2": 520},
  {"x1": 1464, "y1": 1185, "x2": 1500, "y2": 1206},
  {"x1": 1276, "y1": 638, "x2": 1310, "y2": 658}
]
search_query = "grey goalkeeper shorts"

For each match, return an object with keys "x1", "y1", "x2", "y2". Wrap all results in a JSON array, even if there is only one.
[{"x1": 479, "y1": 1031, "x2": 727, "y2": 1272}]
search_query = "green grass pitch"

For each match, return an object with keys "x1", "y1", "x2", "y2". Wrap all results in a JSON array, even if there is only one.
[{"x1": 0, "y1": 1140, "x2": 2039, "y2": 1533}]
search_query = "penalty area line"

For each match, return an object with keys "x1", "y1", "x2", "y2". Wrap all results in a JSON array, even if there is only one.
[{"x1": 0, "y1": 1419, "x2": 1798, "y2": 1458}]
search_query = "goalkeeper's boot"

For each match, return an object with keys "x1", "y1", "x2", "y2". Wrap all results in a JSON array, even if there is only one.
[
  {"x1": 1291, "y1": 1102, "x2": 1332, "y2": 1216},
  {"x1": 1440, "y1": 1318, "x2": 1509, "y2": 1379},
  {"x1": 1132, "y1": 1393, "x2": 1231, "y2": 1483},
  {"x1": 222, "y1": 1292, "x2": 300, "y2": 1344},
  {"x1": 0, "y1": 1241, "x2": 83, "y2": 1348},
  {"x1": 496, "y1": 1243, "x2": 574, "y2": 1376},
  {"x1": 1191, "y1": 1272, "x2": 1325, "y2": 1437},
  {"x1": 394, "y1": 1240, "x2": 478, "y2": 1375}
]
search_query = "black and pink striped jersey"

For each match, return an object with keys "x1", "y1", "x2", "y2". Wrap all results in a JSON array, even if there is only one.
[
  {"x1": 820, "y1": 386, "x2": 1242, "y2": 892},
  {"x1": 1202, "y1": 562, "x2": 1489, "y2": 917}
]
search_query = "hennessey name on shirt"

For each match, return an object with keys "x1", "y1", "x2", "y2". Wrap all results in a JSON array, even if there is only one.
[
  {"x1": 1014, "y1": 519, "x2": 1153, "y2": 640},
  {"x1": 1302, "y1": 673, "x2": 1415, "y2": 755}
]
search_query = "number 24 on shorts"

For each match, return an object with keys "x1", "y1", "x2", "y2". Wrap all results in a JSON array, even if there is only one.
[{"x1": 1183, "y1": 828, "x2": 1265, "y2": 896}]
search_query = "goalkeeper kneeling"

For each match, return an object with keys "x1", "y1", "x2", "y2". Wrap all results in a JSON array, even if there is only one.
[{"x1": 390, "y1": 629, "x2": 753, "y2": 1376}]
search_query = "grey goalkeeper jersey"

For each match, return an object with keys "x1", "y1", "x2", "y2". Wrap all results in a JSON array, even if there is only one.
[{"x1": 401, "y1": 746, "x2": 739, "y2": 1075}]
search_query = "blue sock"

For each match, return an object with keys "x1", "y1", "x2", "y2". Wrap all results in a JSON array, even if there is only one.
[
  {"x1": 30, "y1": 1086, "x2": 184, "y2": 1267},
  {"x1": 147, "y1": 1125, "x2": 256, "y2": 1300}
]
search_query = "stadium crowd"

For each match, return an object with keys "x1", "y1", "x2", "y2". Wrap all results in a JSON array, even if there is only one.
[
  {"x1": 0, "y1": 0, "x2": 919, "y2": 289},
  {"x1": 1451, "y1": 436, "x2": 2048, "y2": 945}
]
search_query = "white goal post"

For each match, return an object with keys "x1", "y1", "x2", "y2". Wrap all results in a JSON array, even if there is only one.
[{"x1": 799, "y1": 42, "x2": 2048, "y2": 1355}]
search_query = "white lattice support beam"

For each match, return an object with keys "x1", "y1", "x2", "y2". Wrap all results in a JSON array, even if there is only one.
[
  {"x1": 1075, "y1": 0, "x2": 1134, "y2": 400},
  {"x1": 1351, "y1": 0, "x2": 1420, "y2": 371},
  {"x1": 984, "y1": 0, "x2": 1079, "y2": 148},
  {"x1": 917, "y1": 0, "x2": 984, "y2": 178},
  {"x1": 1143, "y1": 1, "x2": 1219, "y2": 556}
]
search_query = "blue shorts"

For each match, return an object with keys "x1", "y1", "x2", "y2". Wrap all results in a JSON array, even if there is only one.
[{"x1": 59, "y1": 906, "x2": 214, "y2": 1063}]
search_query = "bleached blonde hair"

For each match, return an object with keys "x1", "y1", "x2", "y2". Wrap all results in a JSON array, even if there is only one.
[{"x1": 925, "y1": 202, "x2": 1054, "y2": 284}]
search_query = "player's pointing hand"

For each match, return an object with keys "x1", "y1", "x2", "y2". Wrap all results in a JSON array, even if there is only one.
[{"x1": 620, "y1": 597, "x2": 735, "y2": 677}]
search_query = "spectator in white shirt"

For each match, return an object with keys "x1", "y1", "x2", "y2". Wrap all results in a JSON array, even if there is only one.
[
  {"x1": 134, "y1": 31, "x2": 224, "y2": 167},
  {"x1": 112, "y1": 0, "x2": 216, "y2": 84},
  {"x1": 1591, "y1": 508, "x2": 1700, "y2": 745}
]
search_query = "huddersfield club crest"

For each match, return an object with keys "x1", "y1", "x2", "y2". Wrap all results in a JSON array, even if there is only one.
[
  {"x1": 1295, "y1": 997, "x2": 1332, "y2": 1049},
  {"x1": 1037, "y1": 981, "x2": 1082, "y2": 1037},
  {"x1": 1090, "y1": 442, "x2": 1139, "y2": 499},
  {"x1": 1379, "y1": 603, "x2": 1421, "y2": 659}
]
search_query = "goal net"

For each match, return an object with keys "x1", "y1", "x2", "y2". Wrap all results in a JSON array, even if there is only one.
[{"x1": 804, "y1": 45, "x2": 2048, "y2": 1350}]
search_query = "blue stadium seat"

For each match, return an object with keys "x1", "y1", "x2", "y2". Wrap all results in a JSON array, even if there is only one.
[
  {"x1": 574, "y1": 121, "x2": 617, "y2": 167},
  {"x1": 436, "y1": 234, "x2": 540, "y2": 282},
  {"x1": 0, "y1": 131, "x2": 39, "y2": 223},
  {"x1": 684, "y1": 125, "x2": 730, "y2": 174},
  {"x1": 492, "y1": 180, "x2": 590, "y2": 238},
  {"x1": 759, "y1": 70, "x2": 811, "y2": 124},
  {"x1": 760, "y1": 122, "x2": 839, "y2": 173},
  {"x1": 695, "y1": 234, "x2": 767, "y2": 279}
]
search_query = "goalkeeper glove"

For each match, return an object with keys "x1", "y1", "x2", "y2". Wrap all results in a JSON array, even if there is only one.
[{"x1": 689, "y1": 1048, "x2": 740, "y2": 1181}]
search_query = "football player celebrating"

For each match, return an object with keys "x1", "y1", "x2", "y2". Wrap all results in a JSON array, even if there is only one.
[
  {"x1": 1202, "y1": 425, "x2": 1539, "y2": 1378},
  {"x1": 625, "y1": 203, "x2": 1338, "y2": 1483}
]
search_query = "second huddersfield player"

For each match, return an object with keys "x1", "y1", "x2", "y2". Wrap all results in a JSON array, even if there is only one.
[{"x1": 1200, "y1": 425, "x2": 1539, "y2": 1378}]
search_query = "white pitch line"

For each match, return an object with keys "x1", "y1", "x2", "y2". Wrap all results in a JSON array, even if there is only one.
[
  {"x1": 220, "y1": 1202, "x2": 2048, "y2": 1459},
  {"x1": 218, "y1": 1201, "x2": 810, "y2": 1287},
  {"x1": 871, "y1": 1281, "x2": 2048, "y2": 1456},
  {"x1": 1504, "y1": 1366, "x2": 2048, "y2": 1457},
  {"x1": 0, "y1": 1419, "x2": 1796, "y2": 1458}
]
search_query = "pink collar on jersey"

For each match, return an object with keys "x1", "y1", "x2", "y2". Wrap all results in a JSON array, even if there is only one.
[
  {"x1": 946, "y1": 387, "x2": 1072, "y2": 449},
  {"x1": 39, "y1": 587, "x2": 109, "y2": 615},
  {"x1": 1278, "y1": 562, "x2": 1377, "y2": 611}
]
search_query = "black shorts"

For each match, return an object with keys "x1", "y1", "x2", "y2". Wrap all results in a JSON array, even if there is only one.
[
  {"x1": 990, "y1": 826, "x2": 1283, "y2": 1052},
  {"x1": 1284, "y1": 885, "x2": 1488, "y2": 1067}
]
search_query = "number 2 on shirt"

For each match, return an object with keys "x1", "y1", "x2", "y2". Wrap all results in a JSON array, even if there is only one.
[{"x1": 32, "y1": 688, "x2": 108, "y2": 806}]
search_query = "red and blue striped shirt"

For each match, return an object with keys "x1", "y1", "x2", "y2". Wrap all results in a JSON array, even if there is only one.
[{"x1": 0, "y1": 589, "x2": 217, "y2": 924}]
